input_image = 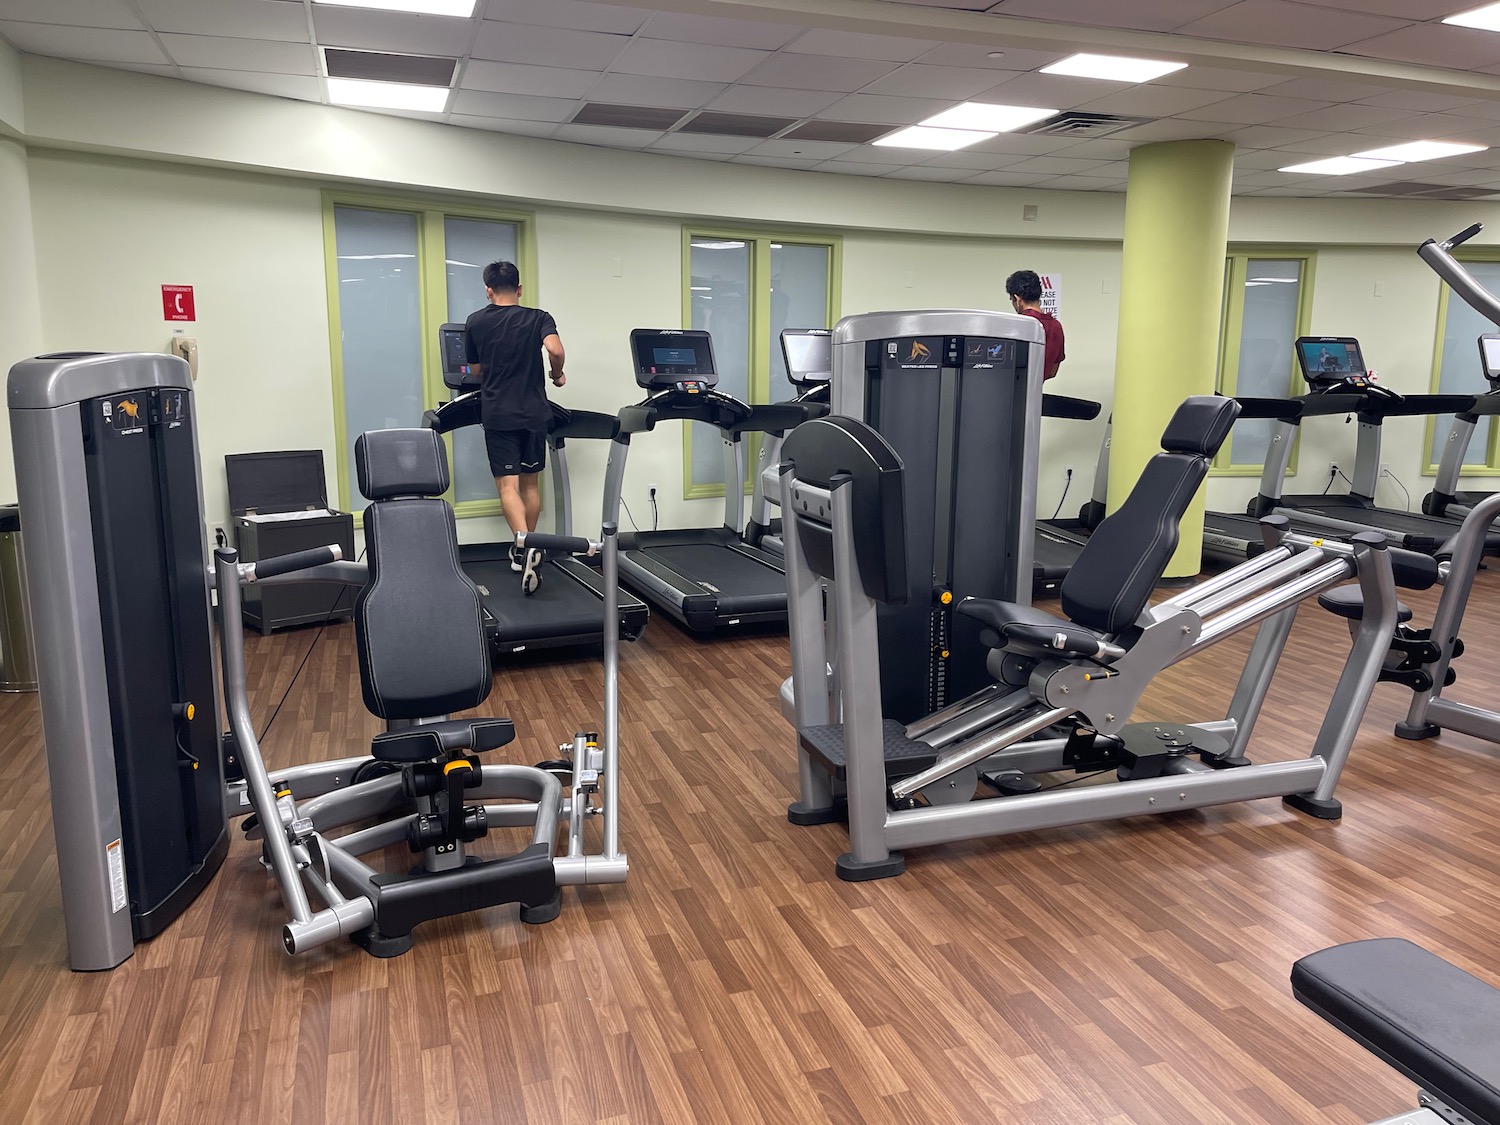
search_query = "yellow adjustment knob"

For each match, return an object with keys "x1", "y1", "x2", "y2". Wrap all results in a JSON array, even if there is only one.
[
  {"x1": 185, "y1": 703, "x2": 195, "y2": 721},
  {"x1": 940, "y1": 591, "x2": 953, "y2": 605},
  {"x1": 442, "y1": 759, "x2": 474, "y2": 775},
  {"x1": 940, "y1": 649, "x2": 950, "y2": 659}
]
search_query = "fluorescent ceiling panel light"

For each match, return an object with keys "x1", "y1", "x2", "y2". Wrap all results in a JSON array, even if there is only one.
[
  {"x1": 315, "y1": 0, "x2": 477, "y2": 15},
  {"x1": 1040, "y1": 53, "x2": 1187, "y2": 83},
  {"x1": 874, "y1": 125, "x2": 996, "y2": 151},
  {"x1": 1278, "y1": 156, "x2": 1403, "y2": 175},
  {"x1": 327, "y1": 77, "x2": 449, "y2": 112},
  {"x1": 1445, "y1": 2, "x2": 1500, "y2": 31},
  {"x1": 1352, "y1": 140, "x2": 1487, "y2": 162},
  {"x1": 921, "y1": 102, "x2": 1056, "y2": 132}
]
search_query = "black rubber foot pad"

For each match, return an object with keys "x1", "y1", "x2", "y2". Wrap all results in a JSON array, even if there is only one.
[
  {"x1": 351, "y1": 927, "x2": 414, "y2": 958},
  {"x1": 1394, "y1": 721, "x2": 1439, "y2": 741},
  {"x1": 788, "y1": 800, "x2": 845, "y2": 826},
  {"x1": 519, "y1": 891, "x2": 562, "y2": 925},
  {"x1": 836, "y1": 851, "x2": 905, "y2": 881},
  {"x1": 1284, "y1": 793, "x2": 1343, "y2": 820}
]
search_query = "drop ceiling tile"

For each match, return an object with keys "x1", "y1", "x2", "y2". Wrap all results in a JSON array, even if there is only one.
[
  {"x1": 1222, "y1": 124, "x2": 1332, "y2": 147},
  {"x1": 783, "y1": 120, "x2": 892, "y2": 143},
  {"x1": 650, "y1": 132, "x2": 762, "y2": 154},
  {"x1": 1349, "y1": 113, "x2": 1497, "y2": 140},
  {"x1": 1441, "y1": 100, "x2": 1500, "y2": 122},
  {"x1": 2, "y1": 0, "x2": 143, "y2": 30},
  {"x1": 865, "y1": 63, "x2": 1018, "y2": 100},
  {"x1": 918, "y1": 149, "x2": 1033, "y2": 170},
  {"x1": 824, "y1": 146, "x2": 923, "y2": 164},
  {"x1": 1004, "y1": 155, "x2": 1116, "y2": 175},
  {"x1": 1291, "y1": 0, "x2": 1472, "y2": 17},
  {"x1": 451, "y1": 89, "x2": 577, "y2": 121},
  {"x1": 1074, "y1": 85, "x2": 1236, "y2": 117},
  {"x1": 1178, "y1": 93, "x2": 1334, "y2": 124},
  {"x1": 1344, "y1": 24, "x2": 1500, "y2": 69},
  {"x1": 552, "y1": 123, "x2": 665, "y2": 148},
  {"x1": 739, "y1": 53, "x2": 898, "y2": 93},
  {"x1": 1112, "y1": 118, "x2": 1234, "y2": 142},
  {"x1": 786, "y1": 28, "x2": 938, "y2": 62},
  {"x1": 451, "y1": 116, "x2": 559, "y2": 137},
  {"x1": 1271, "y1": 103, "x2": 1424, "y2": 131},
  {"x1": 744, "y1": 138, "x2": 859, "y2": 160},
  {"x1": 987, "y1": 0, "x2": 1241, "y2": 31},
  {"x1": 1029, "y1": 175, "x2": 1128, "y2": 191},
  {"x1": 977, "y1": 71, "x2": 1131, "y2": 109},
  {"x1": 1154, "y1": 66, "x2": 1284, "y2": 93},
  {"x1": 180, "y1": 67, "x2": 321, "y2": 99},
  {"x1": 1257, "y1": 77, "x2": 1397, "y2": 102},
  {"x1": 135, "y1": 0, "x2": 308, "y2": 42},
  {"x1": 1179, "y1": 1, "x2": 1408, "y2": 49},
  {"x1": 161, "y1": 34, "x2": 316, "y2": 74},
  {"x1": 0, "y1": 22, "x2": 169, "y2": 64},
  {"x1": 1364, "y1": 92, "x2": 1494, "y2": 113},
  {"x1": 108, "y1": 62, "x2": 180, "y2": 77},
  {"x1": 816, "y1": 161, "x2": 907, "y2": 176},
  {"x1": 472, "y1": 21, "x2": 627, "y2": 70},
  {"x1": 1265, "y1": 133, "x2": 1384, "y2": 156},
  {"x1": 915, "y1": 43, "x2": 1063, "y2": 71},
  {"x1": 735, "y1": 155, "x2": 827, "y2": 170},
  {"x1": 968, "y1": 132, "x2": 1085, "y2": 156},
  {"x1": 312, "y1": 9, "x2": 475, "y2": 57},
  {"x1": 1233, "y1": 147, "x2": 1315, "y2": 168},
  {"x1": 961, "y1": 170, "x2": 1055, "y2": 186},
  {"x1": 884, "y1": 165, "x2": 972, "y2": 181},
  {"x1": 639, "y1": 11, "x2": 800, "y2": 50},
  {"x1": 462, "y1": 60, "x2": 599, "y2": 98},
  {"x1": 706, "y1": 85, "x2": 843, "y2": 116},
  {"x1": 482, "y1": 0, "x2": 649, "y2": 35},
  {"x1": 814, "y1": 93, "x2": 951, "y2": 125},
  {"x1": 611, "y1": 37, "x2": 769, "y2": 82},
  {"x1": 1050, "y1": 138, "x2": 1137, "y2": 160},
  {"x1": 587, "y1": 73, "x2": 725, "y2": 109}
]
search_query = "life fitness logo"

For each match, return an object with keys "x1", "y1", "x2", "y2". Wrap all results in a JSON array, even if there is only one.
[{"x1": 162, "y1": 284, "x2": 196, "y2": 322}]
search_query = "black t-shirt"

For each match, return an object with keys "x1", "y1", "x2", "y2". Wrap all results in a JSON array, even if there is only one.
[{"x1": 464, "y1": 303, "x2": 559, "y2": 431}]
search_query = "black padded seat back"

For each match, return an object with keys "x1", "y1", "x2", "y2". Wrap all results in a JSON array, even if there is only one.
[
  {"x1": 1061, "y1": 396, "x2": 1240, "y2": 634},
  {"x1": 353, "y1": 430, "x2": 491, "y2": 721}
]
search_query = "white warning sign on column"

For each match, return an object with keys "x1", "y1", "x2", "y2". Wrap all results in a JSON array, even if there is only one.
[
  {"x1": 107, "y1": 838, "x2": 127, "y2": 912},
  {"x1": 1039, "y1": 274, "x2": 1062, "y2": 317}
]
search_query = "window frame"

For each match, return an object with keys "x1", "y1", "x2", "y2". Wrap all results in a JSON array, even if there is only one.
[
  {"x1": 1211, "y1": 248, "x2": 1317, "y2": 477},
  {"x1": 679, "y1": 226, "x2": 842, "y2": 500},
  {"x1": 322, "y1": 189, "x2": 538, "y2": 518},
  {"x1": 1425, "y1": 250, "x2": 1500, "y2": 477}
]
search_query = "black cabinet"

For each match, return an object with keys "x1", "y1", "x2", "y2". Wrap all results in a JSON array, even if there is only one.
[{"x1": 225, "y1": 451, "x2": 356, "y2": 635}]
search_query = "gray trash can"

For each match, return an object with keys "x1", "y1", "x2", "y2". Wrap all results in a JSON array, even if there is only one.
[{"x1": 0, "y1": 505, "x2": 37, "y2": 692}]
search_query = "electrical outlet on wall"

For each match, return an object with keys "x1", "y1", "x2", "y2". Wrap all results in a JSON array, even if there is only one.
[
  {"x1": 1329, "y1": 462, "x2": 1340, "y2": 480},
  {"x1": 1380, "y1": 462, "x2": 1391, "y2": 476}
]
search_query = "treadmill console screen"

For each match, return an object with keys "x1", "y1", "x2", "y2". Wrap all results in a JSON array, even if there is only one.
[
  {"x1": 630, "y1": 329, "x2": 718, "y2": 389},
  {"x1": 1480, "y1": 335, "x2": 1500, "y2": 384},
  {"x1": 1295, "y1": 336, "x2": 1366, "y2": 385},
  {"x1": 439, "y1": 323, "x2": 477, "y2": 390},
  {"x1": 781, "y1": 329, "x2": 832, "y2": 387}
]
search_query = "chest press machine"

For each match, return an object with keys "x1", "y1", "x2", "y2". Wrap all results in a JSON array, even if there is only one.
[{"x1": 779, "y1": 396, "x2": 1437, "y2": 880}]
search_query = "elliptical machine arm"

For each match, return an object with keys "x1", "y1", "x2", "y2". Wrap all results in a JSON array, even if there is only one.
[{"x1": 1419, "y1": 223, "x2": 1500, "y2": 327}]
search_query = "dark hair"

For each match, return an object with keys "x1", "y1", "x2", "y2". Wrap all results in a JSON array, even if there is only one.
[
  {"x1": 1005, "y1": 270, "x2": 1043, "y2": 303},
  {"x1": 483, "y1": 260, "x2": 521, "y2": 293}
]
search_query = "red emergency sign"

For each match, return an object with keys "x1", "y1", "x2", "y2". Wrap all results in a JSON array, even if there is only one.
[{"x1": 162, "y1": 285, "x2": 196, "y2": 322}]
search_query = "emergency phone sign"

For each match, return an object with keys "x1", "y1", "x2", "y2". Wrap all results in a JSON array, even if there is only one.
[{"x1": 161, "y1": 285, "x2": 196, "y2": 322}]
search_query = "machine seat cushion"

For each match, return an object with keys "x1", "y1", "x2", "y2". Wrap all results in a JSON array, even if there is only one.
[
  {"x1": 1316, "y1": 585, "x2": 1413, "y2": 624},
  {"x1": 957, "y1": 598, "x2": 1114, "y2": 658},
  {"x1": 356, "y1": 427, "x2": 449, "y2": 501},
  {"x1": 1291, "y1": 938, "x2": 1500, "y2": 1125},
  {"x1": 371, "y1": 718, "x2": 516, "y2": 762}
]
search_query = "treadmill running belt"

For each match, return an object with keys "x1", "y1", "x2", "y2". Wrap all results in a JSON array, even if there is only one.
[
  {"x1": 638, "y1": 543, "x2": 788, "y2": 604},
  {"x1": 463, "y1": 559, "x2": 612, "y2": 640},
  {"x1": 1034, "y1": 525, "x2": 1084, "y2": 578}
]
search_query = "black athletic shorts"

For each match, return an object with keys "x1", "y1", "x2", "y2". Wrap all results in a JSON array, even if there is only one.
[{"x1": 484, "y1": 428, "x2": 547, "y2": 477}]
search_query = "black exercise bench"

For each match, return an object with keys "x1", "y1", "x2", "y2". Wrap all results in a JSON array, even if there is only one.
[{"x1": 1292, "y1": 938, "x2": 1500, "y2": 1124}]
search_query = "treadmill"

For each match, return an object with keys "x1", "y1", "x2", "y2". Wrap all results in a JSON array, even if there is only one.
[
  {"x1": 1249, "y1": 335, "x2": 1492, "y2": 555},
  {"x1": 603, "y1": 328, "x2": 819, "y2": 633},
  {"x1": 1032, "y1": 394, "x2": 1106, "y2": 596},
  {"x1": 424, "y1": 323, "x2": 649, "y2": 655},
  {"x1": 1425, "y1": 334, "x2": 1500, "y2": 520},
  {"x1": 744, "y1": 328, "x2": 833, "y2": 557}
]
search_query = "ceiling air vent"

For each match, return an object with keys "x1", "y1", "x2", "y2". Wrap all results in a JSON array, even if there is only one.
[
  {"x1": 1345, "y1": 182, "x2": 1500, "y2": 201},
  {"x1": 678, "y1": 112, "x2": 798, "y2": 138},
  {"x1": 323, "y1": 49, "x2": 457, "y2": 86},
  {"x1": 570, "y1": 103, "x2": 689, "y2": 130},
  {"x1": 1021, "y1": 111, "x2": 1152, "y2": 139}
]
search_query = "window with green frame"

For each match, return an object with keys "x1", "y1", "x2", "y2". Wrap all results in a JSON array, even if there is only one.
[
  {"x1": 682, "y1": 229, "x2": 841, "y2": 498},
  {"x1": 1211, "y1": 252, "x2": 1316, "y2": 475},
  {"x1": 322, "y1": 191, "x2": 537, "y2": 515},
  {"x1": 1426, "y1": 256, "x2": 1500, "y2": 475}
]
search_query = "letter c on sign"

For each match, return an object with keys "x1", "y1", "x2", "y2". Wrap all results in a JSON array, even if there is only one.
[{"x1": 175, "y1": 293, "x2": 185, "y2": 313}]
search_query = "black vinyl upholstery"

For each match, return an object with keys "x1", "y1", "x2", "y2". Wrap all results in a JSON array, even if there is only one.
[
  {"x1": 354, "y1": 430, "x2": 492, "y2": 723},
  {"x1": 956, "y1": 599, "x2": 1111, "y2": 657},
  {"x1": 1292, "y1": 939, "x2": 1500, "y2": 1125},
  {"x1": 372, "y1": 718, "x2": 515, "y2": 763},
  {"x1": 1060, "y1": 396, "x2": 1240, "y2": 634}
]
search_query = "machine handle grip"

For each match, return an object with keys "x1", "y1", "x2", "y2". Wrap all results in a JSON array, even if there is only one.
[
  {"x1": 1448, "y1": 222, "x2": 1484, "y2": 248},
  {"x1": 247, "y1": 544, "x2": 343, "y2": 581},
  {"x1": 516, "y1": 532, "x2": 598, "y2": 557},
  {"x1": 1387, "y1": 546, "x2": 1440, "y2": 591}
]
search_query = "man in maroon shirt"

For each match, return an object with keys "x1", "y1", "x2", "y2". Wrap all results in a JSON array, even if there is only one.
[{"x1": 1005, "y1": 270, "x2": 1065, "y2": 381}]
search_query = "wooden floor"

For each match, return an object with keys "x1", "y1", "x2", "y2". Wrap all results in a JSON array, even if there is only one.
[{"x1": 4, "y1": 568, "x2": 1500, "y2": 1125}]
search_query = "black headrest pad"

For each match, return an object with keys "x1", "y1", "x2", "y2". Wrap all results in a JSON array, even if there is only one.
[
  {"x1": 1160, "y1": 395, "x2": 1241, "y2": 457},
  {"x1": 355, "y1": 427, "x2": 450, "y2": 501}
]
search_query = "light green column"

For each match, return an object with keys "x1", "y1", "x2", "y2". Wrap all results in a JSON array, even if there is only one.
[{"x1": 1108, "y1": 139, "x2": 1234, "y2": 578}]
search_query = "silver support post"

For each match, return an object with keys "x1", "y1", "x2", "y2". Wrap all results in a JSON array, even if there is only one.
[
  {"x1": 1350, "y1": 419, "x2": 1382, "y2": 499},
  {"x1": 782, "y1": 475, "x2": 837, "y2": 817},
  {"x1": 601, "y1": 438, "x2": 630, "y2": 535},
  {"x1": 551, "y1": 443, "x2": 574, "y2": 536},
  {"x1": 721, "y1": 432, "x2": 745, "y2": 532},
  {"x1": 1193, "y1": 559, "x2": 1351, "y2": 650},
  {"x1": 1222, "y1": 606, "x2": 1299, "y2": 762},
  {"x1": 1431, "y1": 413, "x2": 1476, "y2": 502},
  {"x1": 601, "y1": 522, "x2": 622, "y2": 864},
  {"x1": 1257, "y1": 419, "x2": 1298, "y2": 503}
]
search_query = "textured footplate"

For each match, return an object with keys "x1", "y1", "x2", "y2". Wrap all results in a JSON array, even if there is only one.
[{"x1": 798, "y1": 720, "x2": 937, "y2": 780}]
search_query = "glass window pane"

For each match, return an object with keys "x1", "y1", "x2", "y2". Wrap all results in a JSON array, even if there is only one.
[
  {"x1": 334, "y1": 207, "x2": 423, "y2": 506},
  {"x1": 689, "y1": 238, "x2": 751, "y2": 487},
  {"x1": 445, "y1": 217, "x2": 520, "y2": 503},
  {"x1": 769, "y1": 243, "x2": 830, "y2": 401},
  {"x1": 1229, "y1": 259, "x2": 1302, "y2": 466},
  {"x1": 1430, "y1": 261, "x2": 1500, "y2": 466}
]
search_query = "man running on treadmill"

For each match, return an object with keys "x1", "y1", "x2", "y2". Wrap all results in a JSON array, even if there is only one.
[
  {"x1": 464, "y1": 261, "x2": 566, "y2": 595},
  {"x1": 1006, "y1": 269, "x2": 1065, "y2": 381}
]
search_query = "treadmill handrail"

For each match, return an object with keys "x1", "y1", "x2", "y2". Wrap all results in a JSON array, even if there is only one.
[
  {"x1": 1420, "y1": 225, "x2": 1500, "y2": 328},
  {"x1": 1041, "y1": 393, "x2": 1102, "y2": 421},
  {"x1": 618, "y1": 387, "x2": 754, "y2": 435}
]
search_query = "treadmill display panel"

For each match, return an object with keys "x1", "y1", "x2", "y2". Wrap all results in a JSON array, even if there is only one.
[
  {"x1": 1480, "y1": 334, "x2": 1500, "y2": 384},
  {"x1": 781, "y1": 329, "x2": 832, "y2": 386},
  {"x1": 630, "y1": 329, "x2": 718, "y2": 388},
  {"x1": 439, "y1": 323, "x2": 477, "y2": 390},
  {"x1": 1295, "y1": 336, "x2": 1366, "y2": 386}
]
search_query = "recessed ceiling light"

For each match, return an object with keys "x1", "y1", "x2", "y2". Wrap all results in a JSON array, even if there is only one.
[
  {"x1": 922, "y1": 102, "x2": 1056, "y2": 132},
  {"x1": 1445, "y1": 2, "x2": 1500, "y2": 31},
  {"x1": 1278, "y1": 156, "x2": 1404, "y2": 175},
  {"x1": 315, "y1": 0, "x2": 477, "y2": 14},
  {"x1": 1040, "y1": 53, "x2": 1188, "y2": 83},
  {"x1": 327, "y1": 77, "x2": 450, "y2": 112},
  {"x1": 1353, "y1": 140, "x2": 1488, "y2": 162},
  {"x1": 986, "y1": 51, "x2": 1006, "y2": 59},
  {"x1": 873, "y1": 125, "x2": 997, "y2": 151}
]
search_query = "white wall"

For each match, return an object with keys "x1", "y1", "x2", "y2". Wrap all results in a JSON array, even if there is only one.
[
  {"x1": 0, "y1": 137, "x2": 41, "y2": 502},
  {"x1": 0, "y1": 39, "x2": 23, "y2": 137}
]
